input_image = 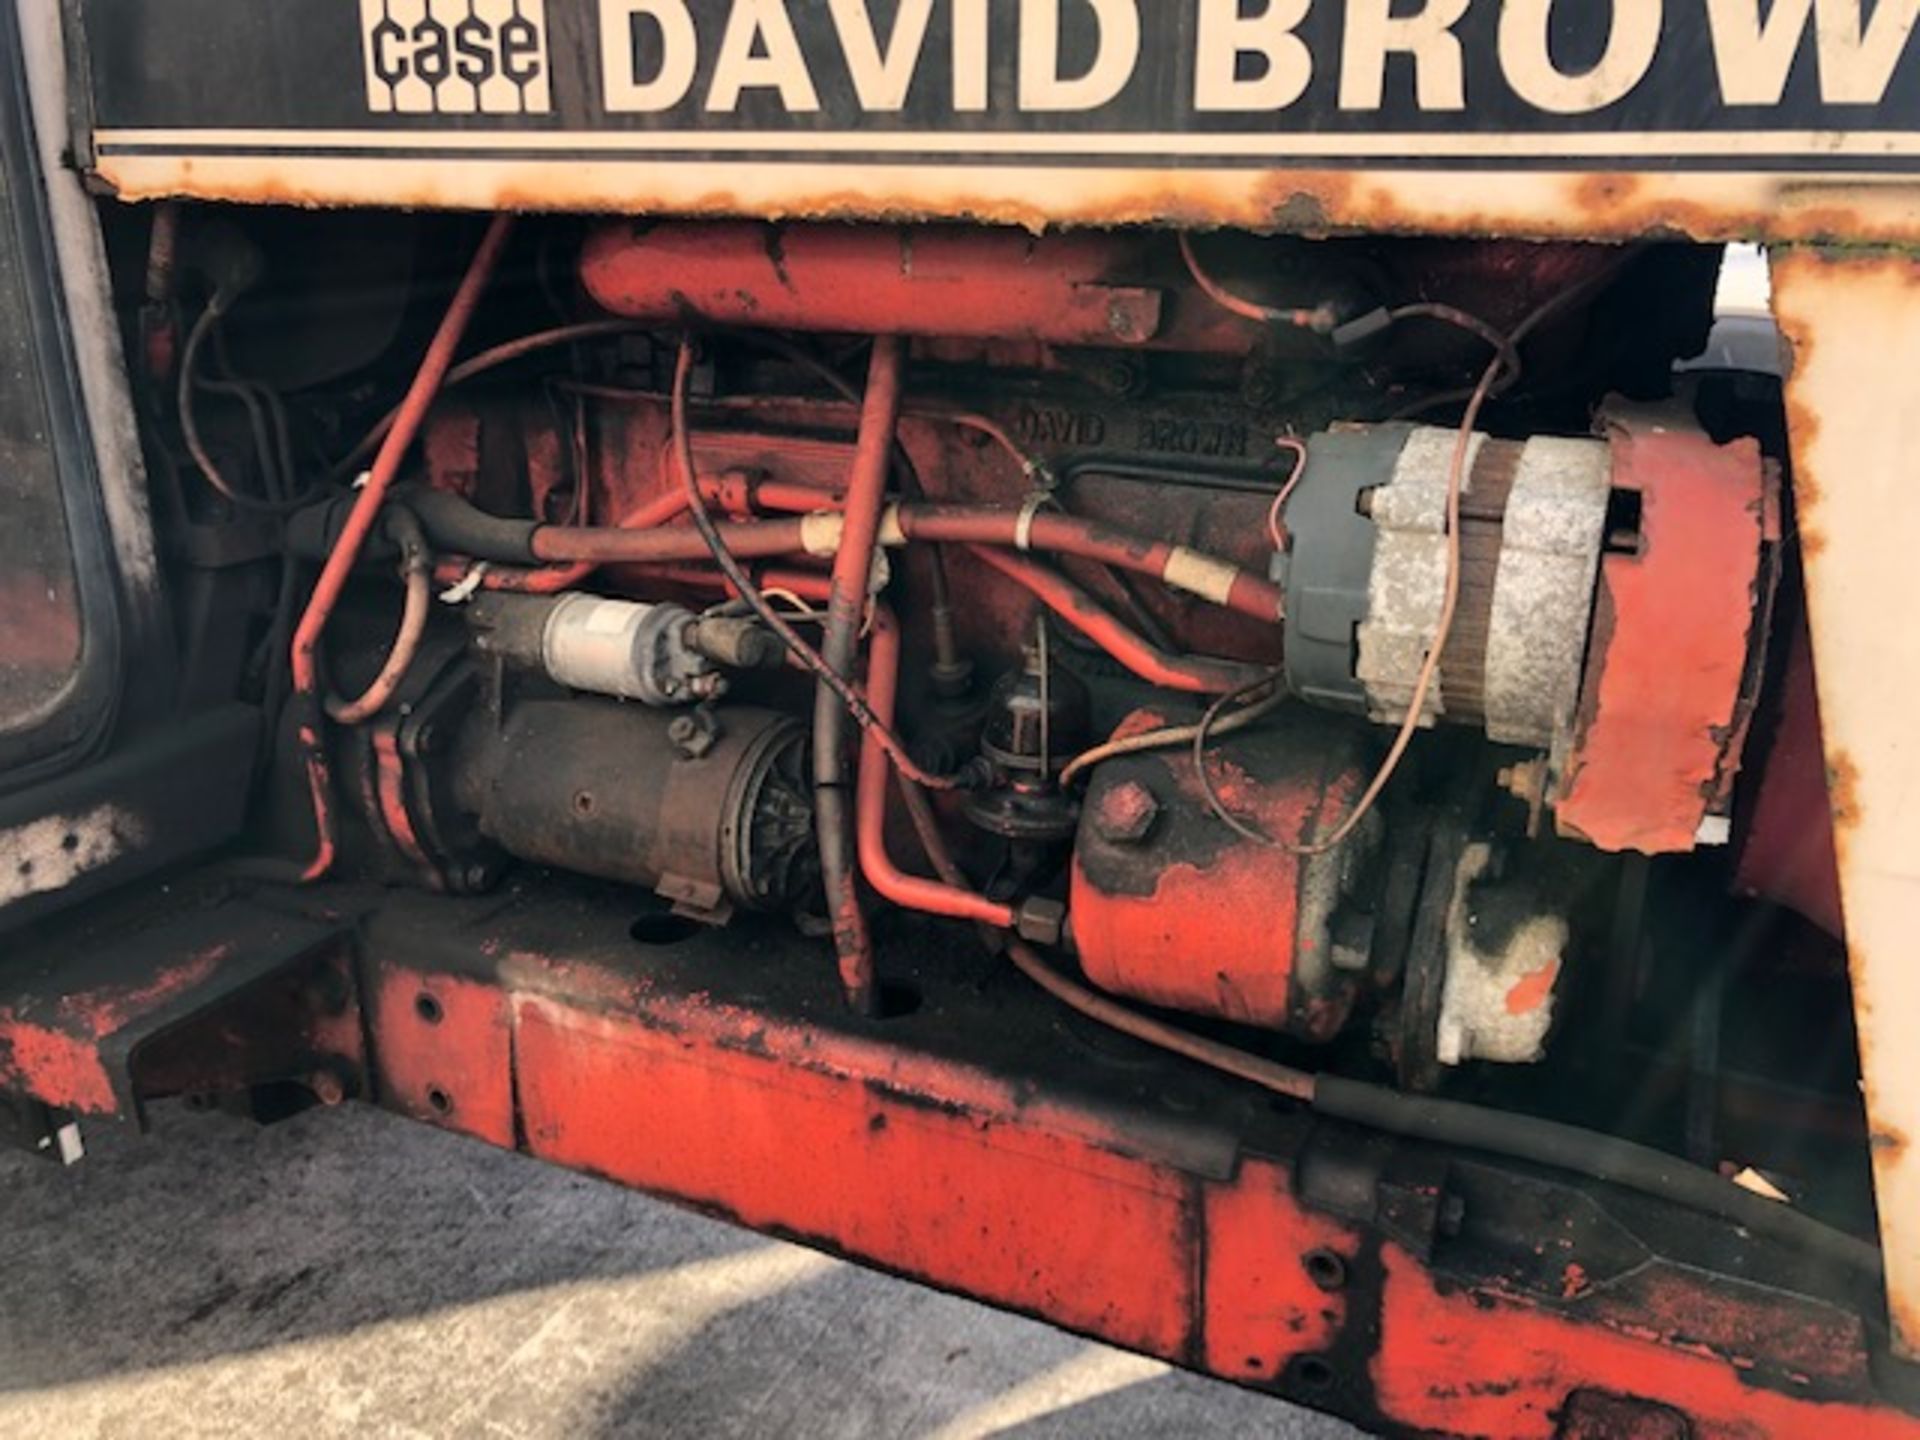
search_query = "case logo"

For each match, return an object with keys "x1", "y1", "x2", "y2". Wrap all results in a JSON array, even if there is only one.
[{"x1": 359, "y1": 0, "x2": 551, "y2": 115}]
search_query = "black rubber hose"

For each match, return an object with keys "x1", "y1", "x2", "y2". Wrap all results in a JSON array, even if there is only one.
[
  {"x1": 1313, "y1": 1076, "x2": 1882, "y2": 1280},
  {"x1": 396, "y1": 487, "x2": 540, "y2": 563}
]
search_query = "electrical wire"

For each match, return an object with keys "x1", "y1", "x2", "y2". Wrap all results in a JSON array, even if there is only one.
[
  {"x1": 1178, "y1": 232, "x2": 1337, "y2": 334},
  {"x1": 668, "y1": 337, "x2": 969, "y2": 793},
  {"x1": 1191, "y1": 250, "x2": 1652, "y2": 850},
  {"x1": 1195, "y1": 348, "x2": 1498, "y2": 856},
  {"x1": 1387, "y1": 301, "x2": 1522, "y2": 393},
  {"x1": 178, "y1": 304, "x2": 316, "y2": 514},
  {"x1": 1266, "y1": 435, "x2": 1309, "y2": 551},
  {"x1": 325, "y1": 509, "x2": 432, "y2": 724},
  {"x1": 1191, "y1": 262, "x2": 1620, "y2": 855},
  {"x1": 1058, "y1": 683, "x2": 1284, "y2": 790},
  {"x1": 331, "y1": 319, "x2": 652, "y2": 479},
  {"x1": 1008, "y1": 938, "x2": 1321, "y2": 1101}
]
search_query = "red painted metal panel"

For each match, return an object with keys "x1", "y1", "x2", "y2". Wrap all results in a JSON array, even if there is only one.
[
  {"x1": 511, "y1": 993, "x2": 1196, "y2": 1359},
  {"x1": 370, "y1": 967, "x2": 516, "y2": 1147},
  {"x1": 579, "y1": 223, "x2": 1176, "y2": 348},
  {"x1": 1374, "y1": 1245, "x2": 1914, "y2": 1440},
  {"x1": 1200, "y1": 1157, "x2": 1359, "y2": 1384},
  {"x1": 1556, "y1": 426, "x2": 1773, "y2": 854},
  {"x1": 1735, "y1": 615, "x2": 1845, "y2": 938}
]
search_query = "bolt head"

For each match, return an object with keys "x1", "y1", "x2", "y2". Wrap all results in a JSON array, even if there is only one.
[{"x1": 1093, "y1": 781, "x2": 1160, "y2": 845}]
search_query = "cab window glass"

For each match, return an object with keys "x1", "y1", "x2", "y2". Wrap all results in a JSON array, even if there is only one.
[{"x1": 0, "y1": 157, "x2": 83, "y2": 736}]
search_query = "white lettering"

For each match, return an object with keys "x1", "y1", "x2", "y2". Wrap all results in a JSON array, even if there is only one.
[
  {"x1": 828, "y1": 0, "x2": 934, "y2": 111},
  {"x1": 1706, "y1": 0, "x2": 1920, "y2": 106},
  {"x1": 707, "y1": 0, "x2": 821, "y2": 112},
  {"x1": 1499, "y1": 0, "x2": 1662, "y2": 114},
  {"x1": 1195, "y1": 0, "x2": 1311, "y2": 112},
  {"x1": 1018, "y1": 0, "x2": 1140, "y2": 112},
  {"x1": 1340, "y1": 0, "x2": 1469, "y2": 111},
  {"x1": 599, "y1": 0, "x2": 695, "y2": 112},
  {"x1": 952, "y1": 0, "x2": 990, "y2": 110}
]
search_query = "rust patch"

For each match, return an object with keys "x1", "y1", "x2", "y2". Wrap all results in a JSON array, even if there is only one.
[
  {"x1": 1827, "y1": 750, "x2": 1863, "y2": 870},
  {"x1": 1571, "y1": 173, "x2": 1643, "y2": 214},
  {"x1": 88, "y1": 153, "x2": 1920, "y2": 246}
]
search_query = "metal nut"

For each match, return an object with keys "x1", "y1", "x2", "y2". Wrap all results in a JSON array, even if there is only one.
[
  {"x1": 1015, "y1": 897, "x2": 1068, "y2": 948},
  {"x1": 1092, "y1": 780, "x2": 1160, "y2": 845},
  {"x1": 668, "y1": 710, "x2": 720, "y2": 760}
]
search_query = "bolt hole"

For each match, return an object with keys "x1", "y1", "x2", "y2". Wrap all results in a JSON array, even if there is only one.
[
  {"x1": 1303, "y1": 1248, "x2": 1348, "y2": 1292},
  {"x1": 1293, "y1": 1356, "x2": 1336, "y2": 1391},
  {"x1": 59, "y1": 832, "x2": 78, "y2": 852},
  {"x1": 572, "y1": 790, "x2": 596, "y2": 817},
  {"x1": 426, "y1": 1086, "x2": 453, "y2": 1116},
  {"x1": 414, "y1": 992, "x2": 444, "y2": 1025},
  {"x1": 876, "y1": 981, "x2": 923, "y2": 1020},
  {"x1": 16, "y1": 860, "x2": 30, "y2": 878},
  {"x1": 1603, "y1": 487, "x2": 1645, "y2": 554},
  {"x1": 630, "y1": 912, "x2": 702, "y2": 946}
]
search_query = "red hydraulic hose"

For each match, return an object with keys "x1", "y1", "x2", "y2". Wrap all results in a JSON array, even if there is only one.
[
  {"x1": 289, "y1": 214, "x2": 514, "y2": 882},
  {"x1": 969, "y1": 548, "x2": 1268, "y2": 695},
  {"x1": 894, "y1": 506, "x2": 1285, "y2": 622},
  {"x1": 857, "y1": 608, "x2": 1016, "y2": 928},
  {"x1": 700, "y1": 470, "x2": 842, "y2": 516},
  {"x1": 446, "y1": 558, "x2": 594, "y2": 596},
  {"x1": 818, "y1": 335, "x2": 906, "y2": 1016},
  {"x1": 684, "y1": 488, "x2": 1284, "y2": 623}
]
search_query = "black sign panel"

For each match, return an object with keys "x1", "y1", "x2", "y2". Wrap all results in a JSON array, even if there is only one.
[{"x1": 74, "y1": 0, "x2": 1920, "y2": 173}]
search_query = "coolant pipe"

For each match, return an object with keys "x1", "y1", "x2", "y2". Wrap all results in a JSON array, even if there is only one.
[
  {"x1": 817, "y1": 335, "x2": 906, "y2": 1016},
  {"x1": 289, "y1": 213, "x2": 514, "y2": 882},
  {"x1": 857, "y1": 608, "x2": 1016, "y2": 929}
]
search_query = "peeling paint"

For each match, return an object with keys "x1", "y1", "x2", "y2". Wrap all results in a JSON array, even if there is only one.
[
  {"x1": 1435, "y1": 844, "x2": 1567, "y2": 1068},
  {"x1": 0, "y1": 804, "x2": 146, "y2": 906}
]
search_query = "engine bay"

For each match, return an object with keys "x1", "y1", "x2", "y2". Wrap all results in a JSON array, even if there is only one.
[{"x1": 75, "y1": 204, "x2": 1855, "y2": 1237}]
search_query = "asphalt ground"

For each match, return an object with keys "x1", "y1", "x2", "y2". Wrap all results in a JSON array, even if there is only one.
[{"x1": 0, "y1": 1100, "x2": 1357, "y2": 1438}]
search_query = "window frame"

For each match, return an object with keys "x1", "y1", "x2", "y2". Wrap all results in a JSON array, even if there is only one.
[{"x1": 0, "y1": 5, "x2": 123, "y2": 783}]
